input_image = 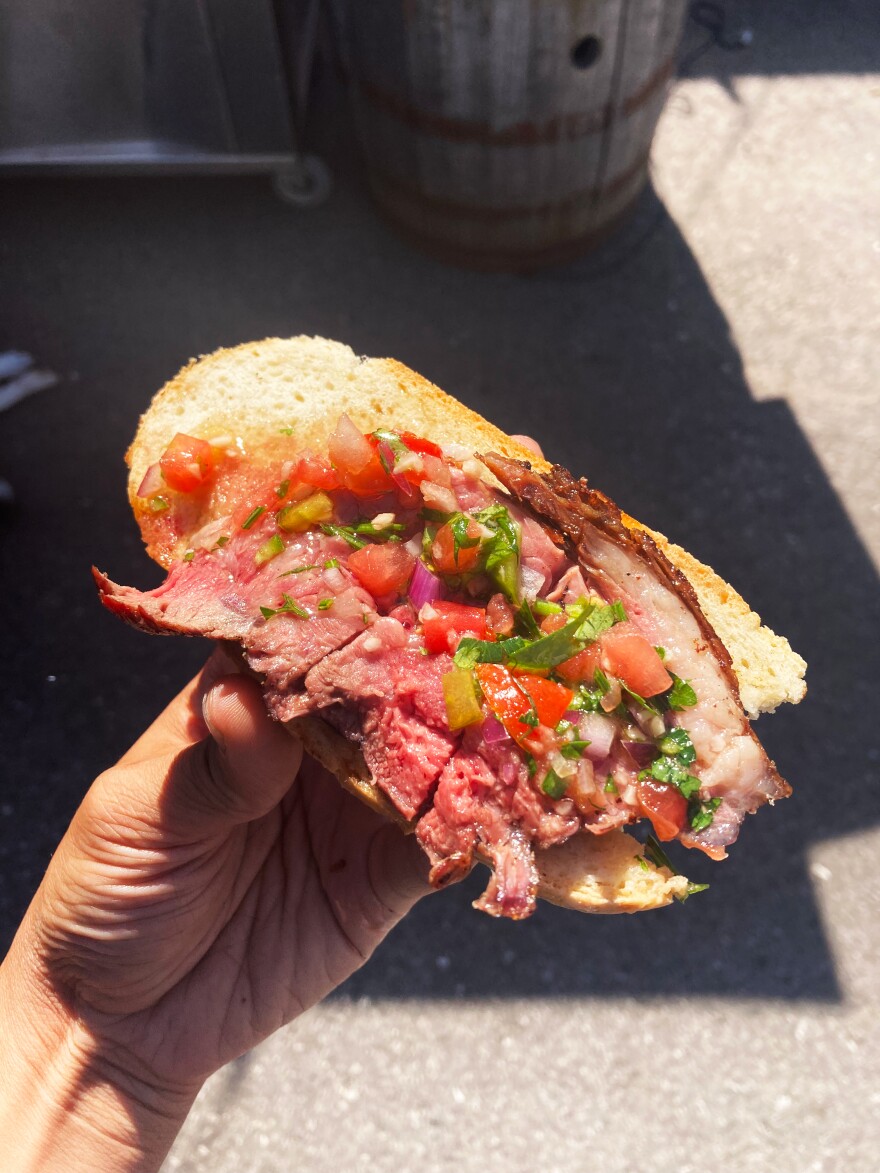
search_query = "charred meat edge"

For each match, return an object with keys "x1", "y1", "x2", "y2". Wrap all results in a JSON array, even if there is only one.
[{"x1": 481, "y1": 453, "x2": 790, "y2": 801}]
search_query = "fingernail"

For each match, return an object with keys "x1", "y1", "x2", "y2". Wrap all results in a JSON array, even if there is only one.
[{"x1": 201, "y1": 684, "x2": 227, "y2": 749}]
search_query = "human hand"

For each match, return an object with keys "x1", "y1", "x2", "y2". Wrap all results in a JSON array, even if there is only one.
[{"x1": 0, "y1": 647, "x2": 430, "y2": 1171}]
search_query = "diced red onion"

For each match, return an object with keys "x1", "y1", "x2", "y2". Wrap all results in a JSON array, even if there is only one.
[
  {"x1": 481, "y1": 715, "x2": 510, "y2": 744},
  {"x1": 421, "y1": 480, "x2": 457, "y2": 513},
  {"x1": 322, "y1": 566, "x2": 347, "y2": 592},
  {"x1": 377, "y1": 439, "x2": 396, "y2": 472},
  {"x1": 630, "y1": 704, "x2": 666, "y2": 739},
  {"x1": 577, "y1": 712, "x2": 617, "y2": 759},
  {"x1": 622, "y1": 739, "x2": 655, "y2": 768},
  {"x1": 519, "y1": 564, "x2": 545, "y2": 600},
  {"x1": 409, "y1": 560, "x2": 444, "y2": 609},
  {"x1": 600, "y1": 676, "x2": 622, "y2": 713},
  {"x1": 391, "y1": 470, "x2": 420, "y2": 507},
  {"x1": 137, "y1": 462, "x2": 164, "y2": 498}
]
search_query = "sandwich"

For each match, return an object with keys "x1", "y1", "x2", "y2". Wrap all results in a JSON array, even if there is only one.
[{"x1": 95, "y1": 337, "x2": 806, "y2": 919}]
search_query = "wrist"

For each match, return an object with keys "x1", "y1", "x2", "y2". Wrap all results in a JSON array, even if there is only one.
[{"x1": 0, "y1": 935, "x2": 198, "y2": 1173}]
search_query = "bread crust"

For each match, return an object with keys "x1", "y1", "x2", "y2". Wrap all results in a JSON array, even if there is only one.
[{"x1": 124, "y1": 336, "x2": 805, "y2": 914}]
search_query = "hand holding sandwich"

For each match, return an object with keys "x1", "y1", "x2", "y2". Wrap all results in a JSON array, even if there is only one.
[{"x1": 0, "y1": 647, "x2": 431, "y2": 1173}]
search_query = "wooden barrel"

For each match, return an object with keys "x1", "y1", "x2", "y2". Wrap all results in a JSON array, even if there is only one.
[{"x1": 338, "y1": 0, "x2": 688, "y2": 269}]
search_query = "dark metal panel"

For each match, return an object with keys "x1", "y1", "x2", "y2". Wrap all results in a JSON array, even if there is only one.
[{"x1": 203, "y1": 0, "x2": 296, "y2": 152}]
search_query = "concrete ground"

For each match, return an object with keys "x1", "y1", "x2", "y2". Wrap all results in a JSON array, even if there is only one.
[{"x1": 1, "y1": 2, "x2": 878, "y2": 1170}]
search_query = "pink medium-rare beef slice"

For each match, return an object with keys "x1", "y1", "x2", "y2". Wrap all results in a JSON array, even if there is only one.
[
  {"x1": 95, "y1": 525, "x2": 378, "y2": 692},
  {"x1": 295, "y1": 620, "x2": 460, "y2": 820}
]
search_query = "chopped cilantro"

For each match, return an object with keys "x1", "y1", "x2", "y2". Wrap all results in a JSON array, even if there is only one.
[
  {"x1": 317, "y1": 597, "x2": 334, "y2": 611},
  {"x1": 639, "y1": 756, "x2": 701, "y2": 800},
  {"x1": 453, "y1": 636, "x2": 527, "y2": 670},
  {"x1": 321, "y1": 523, "x2": 366, "y2": 550},
  {"x1": 276, "y1": 479, "x2": 290, "y2": 499},
  {"x1": 421, "y1": 507, "x2": 451, "y2": 524},
  {"x1": 324, "y1": 558, "x2": 340, "y2": 569},
  {"x1": 574, "y1": 600, "x2": 627, "y2": 643},
  {"x1": 644, "y1": 834, "x2": 709, "y2": 903},
  {"x1": 541, "y1": 768, "x2": 568, "y2": 799},
  {"x1": 644, "y1": 835, "x2": 675, "y2": 872},
  {"x1": 183, "y1": 549, "x2": 195, "y2": 562},
  {"x1": 214, "y1": 535, "x2": 229, "y2": 548},
  {"x1": 147, "y1": 496, "x2": 169, "y2": 514},
  {"x1": 260, "y1": 593, "x2": 309, "y2": 621},
  {"x1": 636, "y1": 855, "x2": 650, "y2": 873},
  {"x1": 505, "y1": 617, "x2": 586, "y2": 671},
  {"x1": 354, "y1": 519, "x2": 405, "y2": 539},
  {"x1": 593, "y1": 667, "x2": 611, "y2": 694},
  {"x1": 518, "y1": 710, "x2": 539, "y2": 728},
  {"x1": 655, "y1": 645, "x2": 667, "y2": 660},
  {"x1": 515, "y1": 599, "x2": 542, "y2": 640},
  {"x1": 448, "y1": 512, "x2": 481, "y2": 561},
  {"x1": 560, "y1": 740, "x2": 590, "y2": 760},
  {"x1": 667, "y1": 673, "x2": 698, "y2": 710},
  {"x1": 604, "y1": 775, "x2": 618, "y2": 795},
  {"x1": 620, "y1": 681, "x2": 662, "y2": 714},
  {"x1": 278, "y1": 426, "x2": 295, "y2": 435},
  {"x1": 279, "y1": 564, "x2": 319, "y2": 576},
  {"x1": 474, "y1": 503, "x2": 520, "y2": 603},
  {"x1": 242, "y1": 505, "x2": 266, "y2": 530},
  {"x1": 532, "y1": 599, "x2": 563, "y2": 617},
  {"x1": 688, "y1": 796, "x2": 722, "y2": 832},
  {"x1": 322, "y1": 520, "x2": 404, "y2": 549},
  {"x1": 568, "y1": 681, "x2": 605, "y2": 713},
  {"x1": 658, "y1": 727, "x2": 696, "y2": 764},
  {"x1": 526, "y1": 755, "x2": 537, "y2": 778}
]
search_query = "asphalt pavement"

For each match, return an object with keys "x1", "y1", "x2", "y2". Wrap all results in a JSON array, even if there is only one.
[{"x1": 1, "y1": 2, "x2": 878, "y2": 1170}]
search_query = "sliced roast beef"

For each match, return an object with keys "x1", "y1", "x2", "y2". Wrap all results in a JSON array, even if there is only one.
[
  {"x1": 415, "y1": 732, "x2": 580, "y2": 919},
  {"x1": 416, "y1": 749, "x2": 543, "y2": 919},
  {"x1": 295, "y1": 623, "x2": 460, "y2": 820},
  {"x1": 482, "y1": 453, "x2": 790, "y2": 858},
  {"x1": 95, "y1": 525, "x2": 378, "y2": 696}
]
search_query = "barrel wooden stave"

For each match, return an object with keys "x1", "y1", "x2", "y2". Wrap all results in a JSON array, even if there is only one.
[{"x1": 344, "y1": 0, "x2": 688, "y2": 265}]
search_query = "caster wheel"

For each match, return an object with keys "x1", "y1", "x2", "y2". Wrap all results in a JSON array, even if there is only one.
[{"x1": 273, "y1": 155, "x2": 333, "y2": 208}]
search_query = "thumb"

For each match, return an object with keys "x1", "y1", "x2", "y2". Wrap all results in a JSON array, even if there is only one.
[{"x1": 161, "y1": 675, "x2": 303, "y2": 836}]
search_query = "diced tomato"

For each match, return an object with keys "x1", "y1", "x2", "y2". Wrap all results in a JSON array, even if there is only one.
[
  {"x1": 475, "y1": 664, "x2": 532, "y2": 744},
  {"x1": 539, "y1": 612, "x2": 568, "y2": 634},
  {"x1": 329, "y1": 415, "x2": 394, "y2": 496},
  {"x1": 601, "y1": 627, "x2": 672, "y2": 697},
  {"x1": 159, "y1": 433, "x2": 215, "y2": 493},
  {"x1": 517, "y1": 675, "x2": 574, "y2": 731},
  {"x1": 422, "y1": 601, "x2": 487, "y2": 655},
  {"x1": 347, "y1": 543, "x2": 415, "y2": 597},
  {"x1": 432, "y1": 519, "x2": 482, "y2": 574},
  {"x1": 637, "y1": 777, "x2": 688, "y2": 841},
  {"x1": 294, "y1": 452, "x2": 340, "y2": 491},
  {"x1": 486, "y1": 593, "x2": 514, "y2": 636},
  {"x1": 476, "y1": 664, "x2": 572, "y2": 746},
  {"x1": 400, "y1": 432, "x2": 443, "y2": 459},
  {"x1": 556, "y1": 643, "x2": 603, "y2": 686}
]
